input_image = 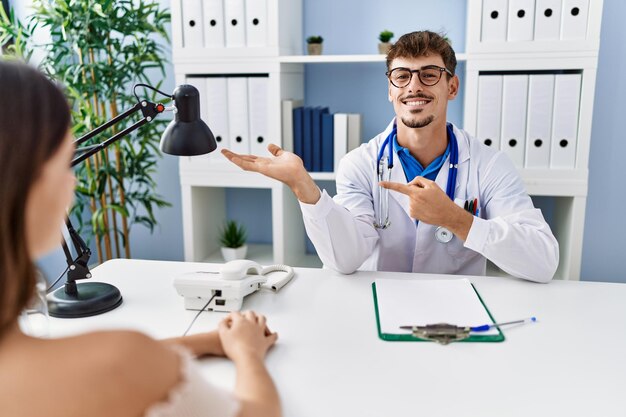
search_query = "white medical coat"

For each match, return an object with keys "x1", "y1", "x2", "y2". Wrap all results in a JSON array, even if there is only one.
[{"x1": 299, "y1": 120, "x2": 559, "y2": 283}]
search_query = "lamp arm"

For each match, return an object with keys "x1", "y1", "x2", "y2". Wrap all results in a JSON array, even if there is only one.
[
  {"x1": 72, "y1": 117, "x2": 149, "y2": 166},
  {"x1": 74, "y1": 102, "x2": 142, "y2": 147},
  {"x1": 59, "y1": 98, "x2": 165, "y2": 295},
  {"x1": 61, "y1": 217, "x2": 92, "y2": 296},
  {"x1": 72, "y1": 99, "x2": 165, "y2": 167}
]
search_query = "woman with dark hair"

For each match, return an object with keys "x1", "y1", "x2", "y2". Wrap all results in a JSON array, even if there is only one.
[{"x1": 0, "y1": 60, "x2": 281, "y2": 417}]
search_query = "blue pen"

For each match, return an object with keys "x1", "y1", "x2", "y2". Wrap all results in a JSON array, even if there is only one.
[{"x1": 470, "y1": 317, "x2": 537, "y2": 332}]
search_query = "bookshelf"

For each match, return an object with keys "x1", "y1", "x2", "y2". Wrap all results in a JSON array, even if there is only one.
[
  {"x1": 172, "y1": 0, "x2": 603, "y2": 280},
  {"x1": 462, "y1": 0, "x2": 603, "y2": 280}
]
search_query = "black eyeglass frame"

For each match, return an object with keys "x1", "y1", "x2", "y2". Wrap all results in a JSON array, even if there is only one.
[{"x1": 386, "y1": 65, "x2": 454, "y2": 88}]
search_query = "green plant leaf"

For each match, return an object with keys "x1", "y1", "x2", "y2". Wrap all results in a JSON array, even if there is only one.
[{"x1": 219, "y1": 220, "x2": 247, "y2": 248}]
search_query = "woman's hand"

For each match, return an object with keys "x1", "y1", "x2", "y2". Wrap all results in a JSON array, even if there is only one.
[{"x1": 218, "y1": 311, "x2": 278, "y2": 364}]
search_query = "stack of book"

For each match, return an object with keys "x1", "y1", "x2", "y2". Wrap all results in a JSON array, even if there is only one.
[{"x1": 282, "y1": 100, "x2": 362, "y2": 173}]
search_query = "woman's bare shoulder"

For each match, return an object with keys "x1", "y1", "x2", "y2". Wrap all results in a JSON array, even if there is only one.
[{"x1": 0, "y1": 330, "x2": 181, "y2": 417}]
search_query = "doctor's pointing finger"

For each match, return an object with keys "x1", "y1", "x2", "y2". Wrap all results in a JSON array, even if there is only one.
[{"x1": 379, "y1": 177, "x2": 473, "y2": 240}]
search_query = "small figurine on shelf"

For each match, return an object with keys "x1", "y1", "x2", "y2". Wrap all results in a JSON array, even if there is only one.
[
  {"x1": 219, "y1": 220, "x2": 248, "y2": 261},
  {"x1": 378, "y1": 30, "x2": 394, "y2": 54},
  {"x1": 306, "y1": 36, "x2": 324, "y2": 55}
]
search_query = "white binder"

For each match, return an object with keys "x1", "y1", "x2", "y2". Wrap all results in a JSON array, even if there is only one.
[
  {"x1": 550, "y1": 73, "x2": 581, "y2": 169},
  {"x1": 525, "y1": 74, "x2": 554, "y2": 169},
  {"x1": 507, "y1": 0, "x2": 535, "y2": 42},
  {"x1": 347, "y1": 114, "x2": 362, "y2": 152},
  {"x1": 333, "y1": 113, "x2": 348, "y2": 171},
  {"x1": 534, "y1": 0, "x2": 562, "y2": 40},
  {"x1": 481, "y1": 0, "x2": 508, "y2": 42},
  {"x1": 224, "y1": 0, "x2": 247, "y2": 47},
  {"x1": 206, "y1": 77, "x2": 231, "y2": 159},
  {"x1": 245, "y1": 0, "x2": 268, "y2": 47},
  {"x1": 560, "y1": 0, "x2": 589, "y2": 40},
  {"x1": 476, "y1": 75, "x2": 503, "y2": 149},
  {"x1": 181, "y1": 0, "x2": 204, "y2": 48},
  {"x1": 248, "y1": 77, "x2": 270, "y2": 156},
  {"x1": 500, "y1": 75, "x2": 529, "y2": 168},
  {"x1": 227, "y1": 77, "x2": 250, "y2": 154},
  {"x1": 281, "y1": 99, "x2": 303, "y2": 153},
  {"x1": 203, "y1": 0, "x2": 225, "y2": 48}
]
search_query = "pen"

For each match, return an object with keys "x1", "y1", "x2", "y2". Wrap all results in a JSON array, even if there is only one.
[
  {"x1": 399, "y1": 317, "x2": 537, "y2": 332},
  {"x1": 470, "y1": 317, "x2": 537, "y2": 332}
]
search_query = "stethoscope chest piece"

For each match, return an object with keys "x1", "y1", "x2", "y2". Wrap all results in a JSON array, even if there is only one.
[{"x1": 435, "y1": 226, "x2": 454, "y2": 243}]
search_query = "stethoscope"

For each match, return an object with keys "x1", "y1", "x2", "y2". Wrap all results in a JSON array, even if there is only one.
[{"x1": 375, "y1": 122, "x2": 459, "y2": 244}]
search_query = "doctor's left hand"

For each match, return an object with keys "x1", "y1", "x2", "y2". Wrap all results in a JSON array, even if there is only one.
[{"x1": 379, "y1": 176, "x2": 473, "y2": 241}]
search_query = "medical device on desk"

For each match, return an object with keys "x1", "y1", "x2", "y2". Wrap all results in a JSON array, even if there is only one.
[{"x1": 173, "y1": 260, "x2": 294, "y2": 312}]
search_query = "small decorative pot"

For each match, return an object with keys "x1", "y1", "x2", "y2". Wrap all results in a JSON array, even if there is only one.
[
  {"x1": 378, "y1": 42, "x2": 392, "y2": 55},
  {"x1": 307, "y1": 43, "x2": 323, "y2": 55},
  {"x1": 221, "y1": 244, "x2": 248, "y2": 262}
]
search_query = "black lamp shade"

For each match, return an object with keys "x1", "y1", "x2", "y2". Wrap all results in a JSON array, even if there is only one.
[{"x1": 160, "y1": 84, "x2": 217, "y2": 156}]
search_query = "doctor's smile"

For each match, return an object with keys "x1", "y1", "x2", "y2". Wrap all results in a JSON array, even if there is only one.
[{"x1": 401, "y1": 94, "x2": 434, "y2": 106}]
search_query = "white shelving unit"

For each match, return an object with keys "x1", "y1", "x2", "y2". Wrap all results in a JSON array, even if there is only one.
[
  {"x1": 463, "y1": 0, "x2": 603, "y2": 280},
  {"x1": 278, "y1": 53, "x2": 468, "y2": 63},
  {"x1": 173, "y1": 0, "x2": 602, "y2": 280}
]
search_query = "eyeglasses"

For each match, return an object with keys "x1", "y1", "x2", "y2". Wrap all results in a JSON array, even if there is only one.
[{"x1": 386, "y1": 66, "x2": 453, "y2": 88}]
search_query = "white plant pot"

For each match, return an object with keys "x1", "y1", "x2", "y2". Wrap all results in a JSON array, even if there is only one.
[
  {"x1": 221, "y1": 245, "x2": 248, "y2": 262},
  {"x1": 307, "y1": 43, "x2": 323, "y2": 55},
  {"x1": 378, "y1": 42, "x2": 392, "y2": 55}
]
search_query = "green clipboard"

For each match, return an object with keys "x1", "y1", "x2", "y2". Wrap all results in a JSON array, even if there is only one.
[{"x1": 372, "y1": 282, "x2": 505, "y2": 343}]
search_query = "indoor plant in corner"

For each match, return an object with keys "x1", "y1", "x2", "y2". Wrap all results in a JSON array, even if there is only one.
[
  {"x1": 378, "y1": 30, "x2": 394, "y2": 54},
  {"x1": 306, "y1": 35, "x2": 324, "y2": 55},
  {"x1": 220, "y1": 220, "x2": 248, "y2": 262}
]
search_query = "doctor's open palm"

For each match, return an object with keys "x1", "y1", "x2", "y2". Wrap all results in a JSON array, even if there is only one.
[
  {"x1": 222, "y1": 144, "x2": 305, "y2": 183},
  {"x1": 222, "y1": 145, "x2": 322, "y2": 204}
]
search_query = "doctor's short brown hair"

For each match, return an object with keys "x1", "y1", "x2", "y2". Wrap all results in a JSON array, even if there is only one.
[{"x1": 386, "y1": 30, "x2": 457, "y2": 78}]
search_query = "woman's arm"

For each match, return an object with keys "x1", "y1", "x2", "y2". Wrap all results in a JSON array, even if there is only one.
[
  {"x1": 219, "y1": 311, "x2": 281, "y2": 417},
  {"x1": 161, "y1": 330, "x2": 225, "y2": 357}
]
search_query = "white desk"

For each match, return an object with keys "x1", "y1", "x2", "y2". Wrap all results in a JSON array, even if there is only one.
[{"x1": 49, "y1": 259, "x2": 626, "y2": 417}]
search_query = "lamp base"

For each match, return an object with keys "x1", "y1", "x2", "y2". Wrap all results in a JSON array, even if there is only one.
[{"x1": 47, "y1": 282, "x2": 123, "y2": 318}]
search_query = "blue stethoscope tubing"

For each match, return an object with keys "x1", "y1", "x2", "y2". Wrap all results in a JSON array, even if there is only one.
[
  {"x1": 375, "y1": 123, "x2": 459, "y2": 239},
  {"x1": 377, "y1": 122, "x2": 459, "y2": 200}
]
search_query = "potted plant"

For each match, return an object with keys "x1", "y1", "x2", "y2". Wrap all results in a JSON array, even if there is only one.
[
  {"x1": 306, "y1": 35, "x2": 324, "y2": 55},
  {"x1": 378, "y1": 30, "x2": 394, "y2": 54},
  {"x1": 219, "y1": 220, "x2": 248, "y2": 261}
]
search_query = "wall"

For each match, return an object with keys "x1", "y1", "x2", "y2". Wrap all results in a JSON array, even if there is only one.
[
  {"x1": 28, "y1": 0, "x2": 626, "y2": 284},
  {"x1": 580, "y1": 0, "x2": 626, "y2": 283}
]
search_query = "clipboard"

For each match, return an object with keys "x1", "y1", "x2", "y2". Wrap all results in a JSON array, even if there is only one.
[{"x1": 372, "y1": 279, "x2": 505, "y2": 343}]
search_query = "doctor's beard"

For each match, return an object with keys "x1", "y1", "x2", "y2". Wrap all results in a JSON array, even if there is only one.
[{"x1": 401, "y1": 114, "x2": 435, "y2": 129}]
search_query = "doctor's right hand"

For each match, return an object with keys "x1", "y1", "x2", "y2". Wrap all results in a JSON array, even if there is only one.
[{"x1": 222, "y1": 145, "x2": 321, "y2": 204}]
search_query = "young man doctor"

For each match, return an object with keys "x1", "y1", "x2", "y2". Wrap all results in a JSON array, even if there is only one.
[{"x1": 222, "y1": 30, "x2": 559, "y2": 283}]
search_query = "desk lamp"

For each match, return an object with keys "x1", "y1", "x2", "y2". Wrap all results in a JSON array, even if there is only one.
[{"x1": 47, "y1": 84, "x2": 216, "y2": 318}]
